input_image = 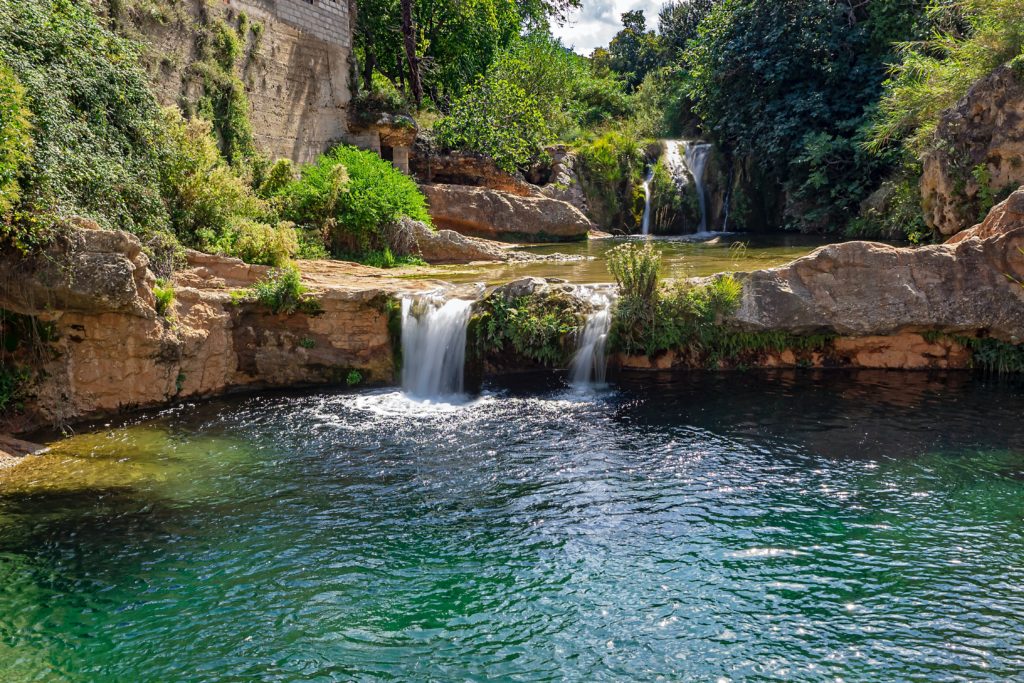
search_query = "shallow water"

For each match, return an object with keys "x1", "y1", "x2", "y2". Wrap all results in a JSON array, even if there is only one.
[
  {"x1": 413, "y1": 233, "x2": 838, "y2": 285},
  {"x1": 2, "y1": 371, "x2": 1024, "y2": 681}
]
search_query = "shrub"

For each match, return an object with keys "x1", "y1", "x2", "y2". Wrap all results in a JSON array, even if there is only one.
[
  {"x1": 607, "y1": 242, "x2": 743, "y2": 357},
  {"x1": 247, "y1": 265, "x2": 321, "y2": 315},
  {"x1": 576, "y1": 130, "x2": 646, "y2": 229},
  {"x1": 0, "y1": 62, "x2": 31, "y2": 221},
  {"x1": 217, "y1": 218, "x2": 298, "y2": 267},
  {"x1": 0, "y1": 363, "x2": 29, "y2": 414},
  {"x1": 153, "y1": 279, "x2": 175, "y2": 318},
  {"x1": 346, "y1": 369, "x2": 363, "y2": 387},
  {"x1": 868, "y1": 0, "x2": 1024, "y2": 156},
  {"x1": 434, "y1": 77, "x2": 550, "y2": 173},
  {"x1": 157, "y1": 110, "x2": 270, "y2": 250},
  {"x1": 475, "y1": 292, "x2": 583, "y2": 367},
  {"x1": 277, "y1": 145, "x2": 431, "y2": 256}
]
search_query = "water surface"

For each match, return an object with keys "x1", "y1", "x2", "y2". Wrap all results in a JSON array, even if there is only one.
[
  {"x1": 414, "y1": 233, "x2": 837, "y2": 285},
  {"x1": 1, "y1": 372, "x2": 1023, "y2": 681}
]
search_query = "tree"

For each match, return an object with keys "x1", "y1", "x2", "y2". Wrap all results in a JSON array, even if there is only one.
[
  {"x1": 400, "y1": 0, "x2": 422, "y2": 106},
  {"x1": 659, "y1": 0, "x2": 718, "y2": 57},
  {"x1": 608, "y1": 10, "x2": 663, "y2": 91}
]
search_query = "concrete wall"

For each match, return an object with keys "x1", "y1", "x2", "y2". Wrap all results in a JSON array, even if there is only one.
[{"x1": 136, "y1": 0, "x2": 353, "y2": 163}]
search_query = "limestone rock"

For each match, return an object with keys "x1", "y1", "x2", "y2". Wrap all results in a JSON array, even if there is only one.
[
  {"x1": 0, "y1": 225, "x2": 155, "y2": 319},
  {"x1": 410, "y1": 146, "x2": 540, "y2": 197},
  {"x1": 731, "y1": 229, "x2": 1024, "y2": 341},
  {"x1": 947, "y1": 186, "x2": 1024, "y2": 244},
  {"x1": 538, "y1": 146, "x2": 589, "y2": 214},
  {"x1": 921, "y1": 65, "x2": 1024, "y2": 236},
  {"x1": 420, "y1": 183, "x2": 594, "y2": 242},
  {"x1": 388, "y1": 217, "x2": 511, "y2": 264}
]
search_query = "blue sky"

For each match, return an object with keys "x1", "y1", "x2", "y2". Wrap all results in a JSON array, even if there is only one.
[{"x1": 552, "y1": 0, "x2": 664, "y2": 54}]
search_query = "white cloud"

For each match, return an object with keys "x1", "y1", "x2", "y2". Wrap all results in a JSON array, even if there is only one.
[{"x1": 553, "y1": 0, "x2": 665, "y2": 54}]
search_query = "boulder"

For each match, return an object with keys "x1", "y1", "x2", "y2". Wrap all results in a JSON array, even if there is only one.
[
  {"x1": 420, "y1": 183, "x2": 594, "y2": 243},
  {"x1": 388, "y1": 217, "x2": 514, "y2": 264},
  {"x1": 921, "y1": 65, "x2": 1024, "y2": 236},
  {"x1": 947, "y1": 186, "x2": 1024, "y2": 244},
  {"x1": 0, "y1": 222, "x2": 155, "y2": 319},
  {"x1": 731, "y1": 229, "x2": 1024, "y2": 341}
]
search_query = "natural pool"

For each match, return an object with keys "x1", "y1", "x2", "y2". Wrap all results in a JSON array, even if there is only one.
[
  {"x1": 412, "y1": 233, "x2": 839, "y2": 285},
  {"x1": 2, "y1": 372, "x2": 1024, "y2": 681}
]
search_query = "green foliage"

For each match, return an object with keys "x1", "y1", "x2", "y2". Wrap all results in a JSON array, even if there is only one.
[
  {"x1": 0, "y1": 61, "x2": 31, "y2": 222},
  {"x1": 277, "y1": 145, "x2": 431, "y2": 255},
  {"x1": 0, "y1": 0, "x2": 170, "y2": 237},
  {"x1": 434, "y1": 77, "x2": 550, "y2": 173},
  {"x1": 869, "y1": 0, "x2": 1024, "y2": 156},
  {"x1": 346, "y1": 248, "x2": 426, "y2": 269},
  {"x1": 607, "y1": 242, "x2": 744, "y2": 357},
  {"x1": 846, "y1": 171, "x2": 931, "y2": 242},
  {"x1": 299, "y1": 337, "x2": 316, "y2": 349},
  {"x1": 927, "y1": 333, "x2": 1024, "y2": 374},
  {"x1": 153, "y1": 278, "x2": 175, "y2": 318},
  {"x1": 576, "y1": 130, "x2": 646, "y2": 228},
  {"x1": 247, "y1": 265, "x2": 321, "y2": 315},
  {"x1": 608, "y1": 10, "x2": 663, "y2": 91},
  {"x1": 156, "y1": 110, "x2": 271, "y2": 251},
  {"x1": 346, "y1": 370, "x2": 363, "y2": 387},
  {"x1": 193, "y1": 19, "x2": 258, "y2": 166},
  {"x1": 0, "y1": 363, "x2": 30, "y2": 414},
  {"x1": 216, "y1": 218, "x2": 299, "y2": 267},
  {"x1": 475, "y1": 292, "x2": 583, "y2": 367}
]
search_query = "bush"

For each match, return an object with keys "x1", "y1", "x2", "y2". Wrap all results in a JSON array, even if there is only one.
[
  {"x1": 868, "y1": 0, "x2": 1024, "y2": 156},
  {"x1": 0, "y1": 62, "x2": 31, "y2": 221},
  {"x1": 434, "y1": 77, "x2": 550, "y2": 173},
  {"x1": 157, "y1": 110, "x2": 270, "y2": 250},
  {"x1": 277, "y1": 145, "x2": 431, "y2": 256},
  {"x1": 576, "y1": 130, "x2": 646, "y2": 229},
  {"x1": 247, "y1": 265, "x2": 320, "y2": 315},
  {"x1": 607, "y1": 242, "x2": 743, "y2": 357},
  {"x1": 0, "y1": 363, "x2": 29, "y2": 414},
  {"x1": 217, "y1": 218, "x2": 298, "y2": 267},
  {"x1": 475, "y1": 292, "x2": 583, "y2": 367}
]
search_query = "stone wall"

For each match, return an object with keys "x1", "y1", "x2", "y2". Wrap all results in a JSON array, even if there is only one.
[{"x1": 133, "y1": 0, "x2": 353, "y2": 163}]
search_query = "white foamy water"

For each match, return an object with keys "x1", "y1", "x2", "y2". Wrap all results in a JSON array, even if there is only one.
[{"x1": 401, "y1": 294, "x2": 474, "y2": 400}]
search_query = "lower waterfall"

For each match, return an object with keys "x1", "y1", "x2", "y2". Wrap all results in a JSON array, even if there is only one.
[
  {"x1": 569, "y1": 292, "x2": 612, "y2": 388},
  {"x1": 401, "y1": 294, "x2": 474, "y2": 399}
]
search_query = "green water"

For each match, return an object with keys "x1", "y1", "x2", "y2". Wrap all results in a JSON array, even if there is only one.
[
  {"x1": 1, "y1": 372, "x2": 1024, "y2": 681},
  {"x1": 413, "y1": 234, "x2": 837, "y2": 285}
]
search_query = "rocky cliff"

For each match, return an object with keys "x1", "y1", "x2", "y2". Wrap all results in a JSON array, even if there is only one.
[
  {"x1": 921, "y1": 65, "x2": 1024, "y2": 237},
  {"x1": 0, "y1": 226, "x2": 438, "y2": 432}
]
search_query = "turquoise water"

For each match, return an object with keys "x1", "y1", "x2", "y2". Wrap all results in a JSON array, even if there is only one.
[{"x1": 2, "y1": 372, "x2": 1024, "y2": 681}]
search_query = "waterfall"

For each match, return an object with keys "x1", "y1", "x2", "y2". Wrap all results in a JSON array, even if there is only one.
[
  {"x1": 569, "y1": 292, "x2": 612, "y2": 388},
  {"x1": 684, "y1": 141, "x2": 713, "y2": 233},
  {"x1": 401, "y1": 294, "x2": 474, "y2": 399},
  {"x1": 640, "y1": 168, "x2": 654, "y2": 236},
  {"x1": 662, "y1": 140, "x2": 714, "y2": 234}
]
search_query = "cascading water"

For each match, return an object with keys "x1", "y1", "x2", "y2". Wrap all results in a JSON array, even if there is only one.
[
  {"x1": 401, "y1": 294, "x2": 474, "y2": 399},
  {"x1": 662, "y1": 140, "x2": 715, "y2": 234},
  {"x1": 684, "y1": 141, "x2": 713, "y2": 233},
  {"x1": 640, "y1": 168, "x2": 654, "y2": 236},
  {"x1": 569, "y1": 291, "x2": 612, "y2": 388}
]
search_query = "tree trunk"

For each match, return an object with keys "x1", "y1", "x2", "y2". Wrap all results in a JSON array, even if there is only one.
[
  {"x1": 401, "y1": 0, "x2": 423, "y2": 107},
  {"x1": 363, "y1": 51, "x2": 376, "y2": 94}
]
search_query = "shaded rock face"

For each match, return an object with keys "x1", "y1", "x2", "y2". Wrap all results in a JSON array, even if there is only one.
[
  {"x1": 922, "y1": 65, "x2": 1024, "y2": 237},
  {"x1": 420, "y1": 184, "x2": 594, "y2": 243},
  {"x1": 538, "y1": 146, "x2": 589, "y2": 215},
  {"x1": 410, "y1": 146, "x2": 538, "y2": 197},
  {"x1": 732, "y1": 230, "x2": 1024, "y2": 341},
  {"x1": 0, "y1": 230, "x2": 425, "y2": 431}
]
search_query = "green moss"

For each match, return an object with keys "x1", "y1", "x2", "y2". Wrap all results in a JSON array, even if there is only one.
[
  {"x1": 346, "y1": 370, "x2": 363, "y2": 387},
  {"x1": 384, "y1": 297, "x2": 403, "y2": 373}
]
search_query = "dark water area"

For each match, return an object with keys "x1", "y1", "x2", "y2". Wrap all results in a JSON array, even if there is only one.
[{"x1": 1, "y1": 371, "x2": 1023, "y2": 681}]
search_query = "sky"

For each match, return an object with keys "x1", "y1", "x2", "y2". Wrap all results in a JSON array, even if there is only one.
[{"x1": 552, "y1": 0, "x2": 664, "y2": 55}]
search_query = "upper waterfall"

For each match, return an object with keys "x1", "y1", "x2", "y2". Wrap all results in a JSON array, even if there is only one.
[{"x1": 662, "y1": 140, "x2": 715, "y2": 234}]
